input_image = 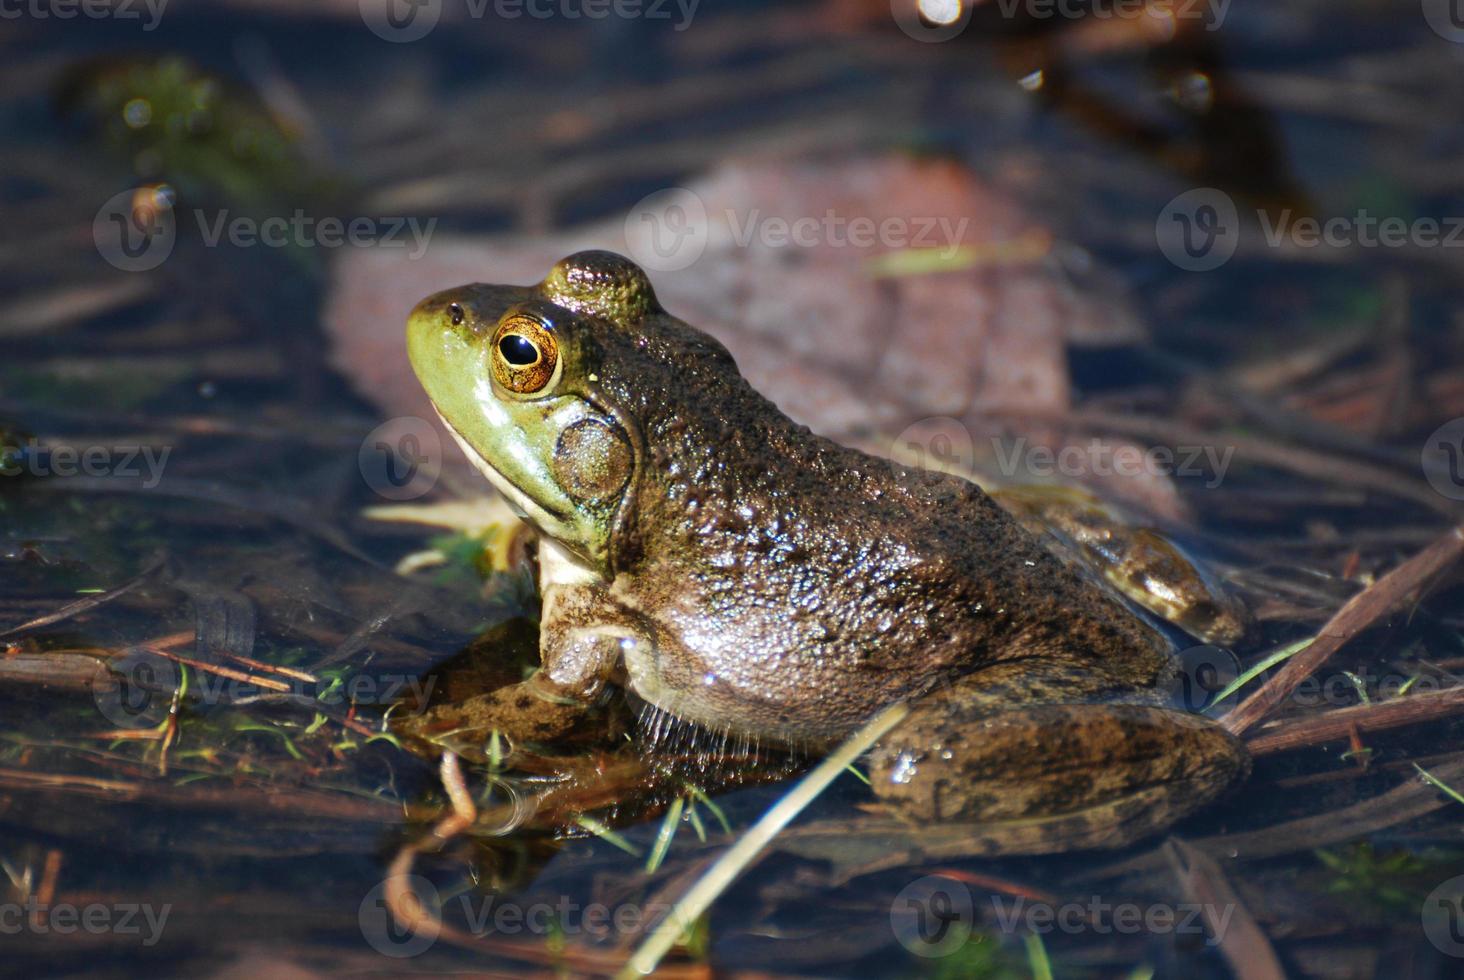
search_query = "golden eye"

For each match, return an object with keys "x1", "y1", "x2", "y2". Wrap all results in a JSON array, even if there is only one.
[{"x1": 490, "y1": 315, "x2": 558, "y2": 394}]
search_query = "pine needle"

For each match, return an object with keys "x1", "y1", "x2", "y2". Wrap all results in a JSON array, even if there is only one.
[{"x1": 618, "y1": 701, "x2": 910, "y2": 977}]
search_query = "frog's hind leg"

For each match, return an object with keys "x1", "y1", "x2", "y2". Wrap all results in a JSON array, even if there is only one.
[{"x1": 866, "y1": 677, "x2": 1249, "y2": 854}]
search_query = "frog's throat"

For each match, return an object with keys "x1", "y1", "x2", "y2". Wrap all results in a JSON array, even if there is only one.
[{"x1": 436, "y1": 411, "x2": 579, "y2": 542}]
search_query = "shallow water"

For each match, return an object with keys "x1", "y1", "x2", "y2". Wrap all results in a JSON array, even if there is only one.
[{"x1": 3, "y1": 2, "x2": 1464, "y2": 977}]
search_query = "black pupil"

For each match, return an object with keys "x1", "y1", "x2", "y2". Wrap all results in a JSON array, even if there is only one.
[{"x1": 499, "y1": 334, "x2": 538, "y2": 366}]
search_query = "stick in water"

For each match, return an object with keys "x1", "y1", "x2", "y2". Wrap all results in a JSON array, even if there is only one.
[{"x1": 618, "y1": 701, "x2": 911, "y2": 978}]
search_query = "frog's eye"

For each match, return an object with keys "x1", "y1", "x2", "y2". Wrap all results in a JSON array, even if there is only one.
[
  {"x1": 447, "y1": 303, "x2": 464, "y2": 326},
  {"x1": 490, "y1": 315, "x2": 559, "y2": 394}
]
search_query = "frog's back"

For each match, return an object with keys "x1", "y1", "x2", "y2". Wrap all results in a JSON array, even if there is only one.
[{"x1": 601, "y1": 310, "x2": 1174, "y2": 743}]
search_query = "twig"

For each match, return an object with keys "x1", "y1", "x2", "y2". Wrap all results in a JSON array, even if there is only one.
[
  {"x1": 1222, "y1": 526, "x2": 1464, "y2": 736},
  {"x1": 1164, "y1": 839, "x2": 1285, "y2": 980},
  {"x1": 142, "y1": 646, "x2": 292, "y2": 694},
  {"x1": 0, "y1": 556, "x2": 163, "y2": 640},
  {"x1": 1246, "y1": 685, "x2": 1464, "y2": 756},
  {"x1": 223, "y1": 651, "x2": 317, "y2": 684},
  {"x1": 1087, "y1": 757, "x2": 1464, "y2": 878}
]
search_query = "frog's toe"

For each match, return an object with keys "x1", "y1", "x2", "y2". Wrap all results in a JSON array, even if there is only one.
[{"x1": 391, "y1": 677, "x2": 602, "y2": 763}]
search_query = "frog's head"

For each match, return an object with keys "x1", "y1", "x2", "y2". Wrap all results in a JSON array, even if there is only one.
[{"x1": 406, "y1": 251, "x2": 663, "y2": 576}]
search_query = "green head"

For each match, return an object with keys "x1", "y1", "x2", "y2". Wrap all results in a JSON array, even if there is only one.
[{"x1": 406, "y1": 251, "x2": 657, "y2": 576}]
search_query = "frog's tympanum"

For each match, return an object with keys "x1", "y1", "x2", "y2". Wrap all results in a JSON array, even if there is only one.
[{"x1": 405, "y1": 251, "x2": 1249, "y2": 853}]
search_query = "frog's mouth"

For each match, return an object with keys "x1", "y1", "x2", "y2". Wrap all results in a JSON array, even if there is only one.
[{"x1": 435, "y1": 410, "x2": 571, "y2": 530}]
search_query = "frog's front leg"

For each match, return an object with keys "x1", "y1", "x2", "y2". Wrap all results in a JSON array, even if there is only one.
[
  {"x1": 866, "y1": 665, "x2": 1250, "y2": 854},
  {"x1": 401, "y1": 578, "x2": 654, "y2": 757}
]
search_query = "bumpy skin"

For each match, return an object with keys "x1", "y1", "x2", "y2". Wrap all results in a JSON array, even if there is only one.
[{"x1": 405, "y1": 251, "x2": 1249, "y2": 851}]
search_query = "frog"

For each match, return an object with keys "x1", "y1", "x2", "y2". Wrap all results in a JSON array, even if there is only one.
[{"x1": 402, "y1": 249, "x2": 1250, "y2": 853}]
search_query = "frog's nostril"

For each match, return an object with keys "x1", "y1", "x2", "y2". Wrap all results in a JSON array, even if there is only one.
[{"x1": 448, "y1": 302, "x2": 465, "y2": 326}]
